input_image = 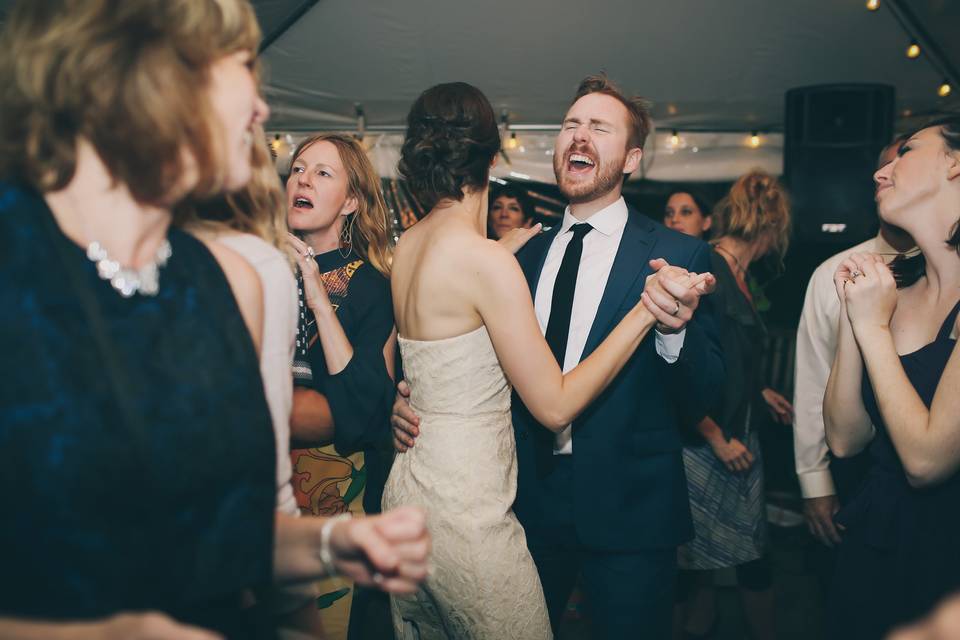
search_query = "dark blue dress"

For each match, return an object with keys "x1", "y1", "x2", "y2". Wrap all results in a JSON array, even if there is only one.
[
  {"x1": 0, "y1": 184, "x2": 277, "y2": 636},
  {"x1": 828, "y1": 300, "x2": 960, "y2": 639}
]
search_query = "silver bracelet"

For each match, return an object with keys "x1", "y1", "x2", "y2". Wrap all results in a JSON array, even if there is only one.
[{"x1": 319, "y1": 513, "x2": 353, "y2": 576}]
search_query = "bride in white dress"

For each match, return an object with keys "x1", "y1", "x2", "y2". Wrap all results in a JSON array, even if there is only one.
[{"x1": 381, "y1": 82, "x2": 699, "y2": 639}]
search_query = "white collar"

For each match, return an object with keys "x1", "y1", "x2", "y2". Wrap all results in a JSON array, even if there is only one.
[{"x1": 559, "y1": 197, "x2": 628, "y2": 237}]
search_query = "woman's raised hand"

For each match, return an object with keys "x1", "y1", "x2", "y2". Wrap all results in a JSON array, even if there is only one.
[
  {"x1": 497, "y1": 223, "x2": 543, "y2": 254},
  {"x1": 841, "y1": 252, "x2": 898, "y2": 332},
  {"x1": 833, "y1": 256, "x2": 858, "y2": 304},
  {"x1": 286, "y1": 233, "x2": 332, "y2": 311}
]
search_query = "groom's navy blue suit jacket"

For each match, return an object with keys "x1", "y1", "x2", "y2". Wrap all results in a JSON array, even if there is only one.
[{"x1": 512, "y1": 206, "x2": 725, "y2": 551}]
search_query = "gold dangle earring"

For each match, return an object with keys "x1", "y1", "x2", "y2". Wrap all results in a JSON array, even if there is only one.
[{"x1": 339, "y1": 212, "x2": 356, "y2": 259}]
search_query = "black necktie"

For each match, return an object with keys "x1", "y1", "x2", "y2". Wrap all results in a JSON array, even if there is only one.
[{"x1": 545, "y1": 223, "x2": 593, "y2": 366}]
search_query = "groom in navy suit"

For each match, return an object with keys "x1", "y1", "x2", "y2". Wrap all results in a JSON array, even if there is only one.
[{"x1": 393, "y1": 74, "x2": 724, "y2": 638}]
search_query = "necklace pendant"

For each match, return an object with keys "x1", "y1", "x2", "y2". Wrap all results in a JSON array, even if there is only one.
[
  {"x1": 112, "y1": 272, "x2": 138, "y2": 298},
  {"x1": 86, "y1": 240, "x2": 172, "y2": 297}
]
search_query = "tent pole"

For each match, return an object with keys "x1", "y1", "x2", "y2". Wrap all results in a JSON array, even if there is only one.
[{"x1": 258, "y1": 0, "x2": 321, "y2": 55}]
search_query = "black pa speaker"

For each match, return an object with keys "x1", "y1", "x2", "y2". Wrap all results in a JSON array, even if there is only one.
[{"x1": 784, "y1": 84, "x2": 895, "y2": 244}]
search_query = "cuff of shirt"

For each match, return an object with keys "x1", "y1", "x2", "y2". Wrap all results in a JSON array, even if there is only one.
[
  {"x1": 655, "y1": 328, "x2": 686, "y2": 363},
  {"x1": 798, "y1": 470, "x2": 836, "y2": 499}
]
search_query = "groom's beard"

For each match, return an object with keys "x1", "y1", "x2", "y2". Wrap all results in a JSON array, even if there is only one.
[{"x1": 554, "y1": 144, "x2": 626, "y2": 204}]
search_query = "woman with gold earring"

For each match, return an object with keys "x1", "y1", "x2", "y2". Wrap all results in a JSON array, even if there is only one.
[{"x1": 284, "y1": 133, "x2": 399, "y2": 639}]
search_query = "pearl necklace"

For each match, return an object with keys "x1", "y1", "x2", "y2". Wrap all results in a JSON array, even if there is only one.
[{"x1": 86, "y1": 239, "x2": 172, "y2": 297}]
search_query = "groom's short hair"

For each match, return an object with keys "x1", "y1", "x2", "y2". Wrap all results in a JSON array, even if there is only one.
[{"x1": 572, "y1": 74, "x2": 652, "y2": 152}]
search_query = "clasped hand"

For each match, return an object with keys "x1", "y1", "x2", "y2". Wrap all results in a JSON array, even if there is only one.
[
  {"x1": 833, "y1": 252, "x2": 898, "y2": 332},
  {"x1": 329, "y1": 506, "x2": 431, "y2": 594},
  {"x1": 641, "y1": 258, "x2": 717, "y2": 333}
]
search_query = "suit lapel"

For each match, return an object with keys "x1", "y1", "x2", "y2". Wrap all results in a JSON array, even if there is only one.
[
  {"x1": 581, "y1": 210, "x2": 657, "y2": 358},
  {"x1": 519, "y1": 223, "x2": 563, "y2": 296}
]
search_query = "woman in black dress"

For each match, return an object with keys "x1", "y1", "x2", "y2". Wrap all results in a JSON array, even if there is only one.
[
  {"x1": 824, "y1": 116, "x2": 960, "y2": 639},
  {"x1": 0, "y1": 2, "x2": 427, "y2": 638}
]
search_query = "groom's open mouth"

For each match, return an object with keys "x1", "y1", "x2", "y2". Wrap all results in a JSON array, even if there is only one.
[{"x1": 565, "y1": 151, "x2": 596, "y2": 176}]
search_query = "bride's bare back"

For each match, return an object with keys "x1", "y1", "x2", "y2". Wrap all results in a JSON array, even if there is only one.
[{"x1": 391, "y1": 199, "x2": 506, "y2": 342}]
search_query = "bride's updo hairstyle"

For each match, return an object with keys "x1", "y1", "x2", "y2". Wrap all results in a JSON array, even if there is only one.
[{"x1": 399, "y1": 82, "x2": 501, "y2": 211}]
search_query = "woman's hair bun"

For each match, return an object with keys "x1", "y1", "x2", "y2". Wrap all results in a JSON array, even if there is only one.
[
  {"x1": 744, "y1": 171, "x2": 776, "y2": 200},
  {"x1": 399, "y1": 82, "x2": 500, "y2": 212}
]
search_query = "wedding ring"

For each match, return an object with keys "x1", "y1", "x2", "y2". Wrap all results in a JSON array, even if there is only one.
[
  {"x1": 671, "y1": 300, "x2": 681, "y2": 316},
  {"x1": 851, "y1": 270, "x2": 862, "y2": 279},
  {"x1": 305, "y1": 246, "x2": 315, "y2": 259}
]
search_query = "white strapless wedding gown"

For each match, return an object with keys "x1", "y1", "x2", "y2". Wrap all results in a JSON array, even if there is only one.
[{"x1": 382, "y1": 326, "x2": 552, "y2": 639}]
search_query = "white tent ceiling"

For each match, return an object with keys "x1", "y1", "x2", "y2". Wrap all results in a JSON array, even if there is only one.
[
  {"x1": 0, "y1": 0, "x2": 955, "y2": 181},
  {"x1": 258, "y1": 0, "x2": 960, "y2": 132}
]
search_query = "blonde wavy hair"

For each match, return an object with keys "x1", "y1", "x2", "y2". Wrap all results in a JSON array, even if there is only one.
[
  {"x1": 291, "y1": 134, "x2": 393, "y2": 277},
  {"x1": 712, "y1": 170, "x2": 792, "y2": 261},
  {"x1": 0, "y1": 0, "x2": 261, "y2": 204}
]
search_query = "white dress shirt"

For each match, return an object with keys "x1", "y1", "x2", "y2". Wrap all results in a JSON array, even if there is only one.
[
  {"x1": 792, "y1": 233, "x2": 897, "y2": 498},
  {"x1": 533, "y1": 197, "x2": 685, "y2": 453}
]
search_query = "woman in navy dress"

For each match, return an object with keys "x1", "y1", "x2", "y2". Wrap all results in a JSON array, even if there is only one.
[
  {"x1": 0, "y1": 1, "x2": 428, "y2": 638},
  {"x1": 824, "y1": 115, "x2": 960, "y2": 639}
]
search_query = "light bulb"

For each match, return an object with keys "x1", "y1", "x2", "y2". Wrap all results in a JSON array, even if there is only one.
[
  {"x1": 749, "y1": 132, "x2": 761, "y2": 148},
  {"x1": 939, "y1": 81, "x2": 952, "y2": 98},
  {"x1": 866, "y1": 0, "x2": 879, "y2": 10},
  {"x1": 670, "y1": 130, "x2": 680, "y2": 147},
  {"x1": 906, "y1": 42, "x2": 921, "y2": 59},
  {"x1": 505, "y1": 132, "x2": 519, "y2": 150}
]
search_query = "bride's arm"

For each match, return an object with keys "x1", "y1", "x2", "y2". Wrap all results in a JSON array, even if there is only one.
[{"x1": 471, "y1": 242, "x2": 656, "y2": 432}]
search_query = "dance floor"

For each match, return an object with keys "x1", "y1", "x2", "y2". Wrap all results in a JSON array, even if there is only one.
[{"x1": 557, "y1": 521, "x2": 825, "y2": 639}]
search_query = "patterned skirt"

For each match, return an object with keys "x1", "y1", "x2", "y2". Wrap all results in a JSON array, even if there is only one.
[{"x1": 678, "y1": 429, "x2": 767, "y2": 570}]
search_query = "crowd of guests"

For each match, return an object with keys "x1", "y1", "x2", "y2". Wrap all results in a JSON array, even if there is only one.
[
  {"x1": 0, "y1": 2, "x2": 427, "y2": 639},
  {"x1": 2, "y1": 1, "x2": 960, "y2": 639}
]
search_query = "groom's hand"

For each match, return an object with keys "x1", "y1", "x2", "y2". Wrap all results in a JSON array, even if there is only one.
[
  {"x1": 391, "y1": 380, "x2": 421, "y2": 452},
  {"x1": 642, "y1": 258, "x2": 716, "y2": 333}
]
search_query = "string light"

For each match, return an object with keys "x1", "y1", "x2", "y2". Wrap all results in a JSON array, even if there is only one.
[
  {"x1": 749, "y1": 132, "x2": 761, "y2": 148},
  {"x1": 670, "y1": 130, "x2": 680, "y2": 147},
  {"x1": 860, "y1": 10, "x2": 952, "y2": 100},
  {"x1": 505, "y1": 131, "x2": 519, "y2": 150}
]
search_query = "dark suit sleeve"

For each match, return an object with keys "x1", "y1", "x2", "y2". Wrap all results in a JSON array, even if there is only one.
[
  {"x1": 324, "y1": 268, "x2": 396, "y2": 455},
  {"x1": 662, "y1": 241, "x2": 725, "y2": 423}
]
